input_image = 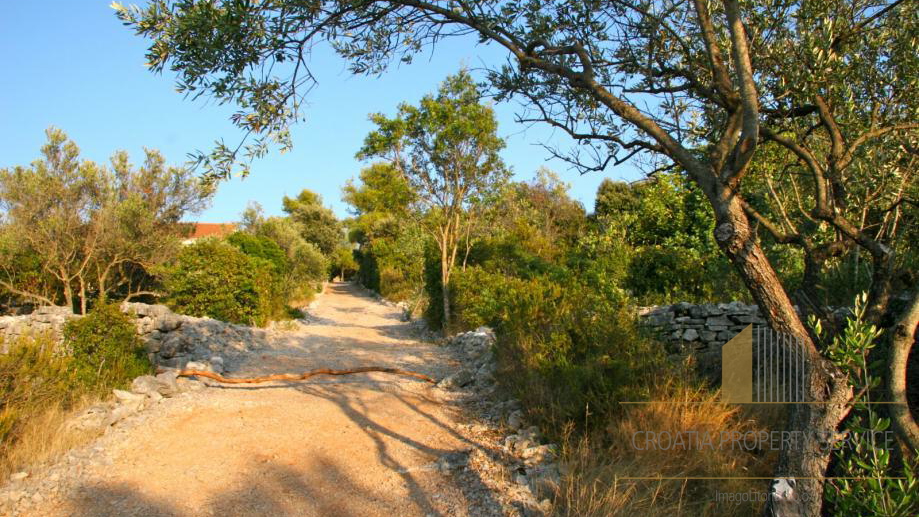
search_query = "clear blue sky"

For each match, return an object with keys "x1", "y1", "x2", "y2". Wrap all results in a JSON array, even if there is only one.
[{"x1": 0, "y1": 1, "x2": 643, "y2": 221}]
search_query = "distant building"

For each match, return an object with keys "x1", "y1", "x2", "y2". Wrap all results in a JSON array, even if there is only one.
[{"x1": 181, "y1": 223, "x2": 237, "y2": 245}]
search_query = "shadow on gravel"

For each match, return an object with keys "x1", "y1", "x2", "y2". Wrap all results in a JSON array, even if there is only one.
[
  {"x1": 65, "y1": 456, "x2": 414, "y2": 516},
  {"x1": 293, "y1": 381, "x2": 507, "y2": 516}
]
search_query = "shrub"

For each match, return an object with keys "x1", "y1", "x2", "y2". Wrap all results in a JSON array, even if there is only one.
[
  {"x1": 451, "y1": 266, "x2": 665, "y2": 432},
  {"x1": 0, "y1": 334, "x2": 75, "y2": 449},
  {"x1": 251, "y1": 217, "x2": 329, "y2": 302},
  {"x1": 63, "y1": 303, "x2": 151, "y2": 393},
  {"x1": 163, "y1": 239, "x2": 267, "y2": 325},
  {"x1": 226, "y1": 231, "x2": 288, "y2": 274}
]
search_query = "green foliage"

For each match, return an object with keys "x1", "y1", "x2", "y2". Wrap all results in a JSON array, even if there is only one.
[
  {"x1": 250, "y1": 215, "x2": 329, "y2": 299},
  {"x1": 163, "y1": 239, "x2": 267, "y2": 325},
  {"x1": 358, "y1": 70, "x2": 509, "y2": 326},
  {"x1": 0, "y1": 334, "x2": 75, "y2": 448},
  {"x1": 592, "y1": 173, "x2": 748, "y2": 303},
  {"x1": 451, "y1": 266, "x2": 664, "y2": 431},
  {"x1": 224, "y1": 231, "x2": 290, "y2": 318},
  {"x1": 821, "y1": 294, "x2": 919, "y2": 516},
  {"x1": 344, "y1": 162, "x2": 426, "y2": 303},
  {"x1": 63, "y1": 304, "x2": 151, "y2": 393},
  {"x1": 330, "y1": 246, "x2": 358, "y2": 280},
  {"x1": 0, "y1": 128, "x2": 212, "y2": 312},
  {"x1": 226, "y1": 231, "x2": 287, "y2": 274},
  {"x1": 282, "y1": 189, "x2": 343, "y2": 256}
]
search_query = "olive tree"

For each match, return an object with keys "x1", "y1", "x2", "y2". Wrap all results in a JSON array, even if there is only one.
[{"x1": 0, "y1": 128, "x2": 212, "y2": 313}]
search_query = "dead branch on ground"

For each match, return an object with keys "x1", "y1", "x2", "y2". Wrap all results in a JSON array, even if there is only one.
[{"x1": 159, "y1": 366, "x2": 437, "y2": 384}]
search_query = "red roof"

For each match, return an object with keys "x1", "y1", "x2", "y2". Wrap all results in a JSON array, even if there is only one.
[{"x1": 186, "y1": 223, "x2": 237, "y2": 240}]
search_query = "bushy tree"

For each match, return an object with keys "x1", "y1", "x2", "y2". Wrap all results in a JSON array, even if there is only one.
[
  {"x1": 163, "y1": 239, "x2": 269, "y2": 325},
  {"x1": 0, "y1": 128, "x2": 212, "y2": 313},
  {"x1": 241, "y1": 209, "x2": 330, "y2": 300},
  {"x1": 281, "y1": 189, "x2": 343, "y2": 256},
  {"x1": 358, "y1": 71, "x2": 510, "y2": 327},
  {"x1": 593, "y1": 173, "x2": 748, "y2": 303},
  {"x1": 343, "y1": 162, "x2": 426, "y2": 302}
]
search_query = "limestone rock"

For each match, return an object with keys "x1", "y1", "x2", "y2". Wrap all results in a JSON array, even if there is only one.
[
  {"x1": 437, "y1": 368, "x2": 474, "y2": 389},
  {"x1": 507, "y1": 409, "x2": 525, "y2": 431}
]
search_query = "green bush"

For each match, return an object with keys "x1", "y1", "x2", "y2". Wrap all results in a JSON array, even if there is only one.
[
  {"x1": 63, "y1": 303, "x2": 151, "y2": 393},
  {"x1": 226, "y1": 231, "x2": 288, "y2": 274},
  {"x1": 163, "y1": 239, "x2": 268, "y2": 325},
  {"x1": 251, "y1": 217, "x2": 329, "y2": 302},
  {"x1": 451, "y1": 266, "x2": 665, "y2": 432}
]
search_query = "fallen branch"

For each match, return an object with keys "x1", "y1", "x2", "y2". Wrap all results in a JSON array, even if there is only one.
[{"x1": 160, "y1": 366, "x2": 437, "y2": 384}]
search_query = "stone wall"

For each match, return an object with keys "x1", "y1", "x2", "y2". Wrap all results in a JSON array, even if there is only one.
[
  {"x1": 0, "y1": 303, "x2": 269, "y2": 373},
  {"x1": 638, "y1": 301, "x2": 767, "y2": 381},
  {"x1": 0, "y1": 306, "x2": 76, "y2": 352},
  {"x1": 121, "y1": 302, "x2": 270, "y2": 372}
]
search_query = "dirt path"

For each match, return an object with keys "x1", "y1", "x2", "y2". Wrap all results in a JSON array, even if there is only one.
[{"x1": 19, "y1": 283, "x2": 508, "y2": 517}]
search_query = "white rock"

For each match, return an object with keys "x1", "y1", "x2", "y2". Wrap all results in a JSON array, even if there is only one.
[
  {"x1": 10, "y1": 472, "x2": 28, "y2": 482},
  {"x1": 507, "y1": 409, "x2": 525, "y2": 430},
  {"x1": 113, "y1": 389, "x2": 145, "y2": 403}
]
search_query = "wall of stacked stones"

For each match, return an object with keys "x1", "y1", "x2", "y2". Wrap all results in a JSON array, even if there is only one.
[
  {"x1": 0, "y1": 303, "x2": 269, "y2": 372},
  {"x1": 638, "y1": 301, "x2": 767, "y2": 382}
]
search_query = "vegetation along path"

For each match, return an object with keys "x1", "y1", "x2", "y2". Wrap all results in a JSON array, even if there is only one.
[{"x1": 17, "y1": 283, "x2": 508, "y2": 516}]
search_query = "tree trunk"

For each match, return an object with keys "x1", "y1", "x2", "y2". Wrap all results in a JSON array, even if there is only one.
[
  {"x1": 710, "y1": 192, "x2": 852, "y2": 517},
  {"x1": 440, "y1": 247, "x2": 451, "y2": 329},
  {"x1": 79, "y1": 276, "x2": 87, "y2": 315},
  {"x1": 889, "y1": 288, "x2": 919, "y2": 452},
  {"x1": 62, "y1": 280, "x2": 74, "y2": 313}
]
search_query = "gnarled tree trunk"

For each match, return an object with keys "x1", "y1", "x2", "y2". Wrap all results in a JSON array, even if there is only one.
[
  {"x1": 711, "y1": 192, "x2": 852, "y2": 517},
  {"x1": 889, "y1": 289, "x2": 919, "y2": 452}
]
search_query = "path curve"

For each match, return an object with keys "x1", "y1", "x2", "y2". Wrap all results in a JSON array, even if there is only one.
[{"x1": 19, "y1": 283, "x2": 507, "y2": 517}]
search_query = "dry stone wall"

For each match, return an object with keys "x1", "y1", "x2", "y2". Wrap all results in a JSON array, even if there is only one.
[
  {"x1": 0, "y1": 306, "x2": 76, "y2": 351},
  {"x1": 638, "y1": 301, "x2": 767, "y2": 382},
  {"x1": 0, "y1": 303, "x2": 269, "y2": 373}
]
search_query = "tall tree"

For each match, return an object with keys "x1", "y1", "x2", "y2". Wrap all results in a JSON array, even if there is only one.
[
  {"x1": 281, "y1": 189, "x2": 343, "y2": 256},
  {"x1": 120, "y1": 1, "x2": 918, "y2": 512},
  {"x1": 343, "y1": 162, "x2": 426, "y2": 301},
  {"x1": 357, "y1": 71, "x2": 509, "y2": 327}
]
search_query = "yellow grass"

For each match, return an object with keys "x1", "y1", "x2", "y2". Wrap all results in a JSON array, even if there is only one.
[
  {"x1": 554, "y1": 380, "x2": 779, "y2": 516},
  {"x1": 0, "y1": 398, "x2": 101, "y2": 482}
]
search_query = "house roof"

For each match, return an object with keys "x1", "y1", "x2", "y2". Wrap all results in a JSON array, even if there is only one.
[{"x1": 185, "y1": 223, "x2": 237, "y2": 241}]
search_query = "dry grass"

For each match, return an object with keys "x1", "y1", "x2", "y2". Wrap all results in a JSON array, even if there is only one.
[
  {"x1": 0, "y1": 398, "x2": 100, "y2": 482},
  {"x1": 0, "y1": 333, "x2": 106, "y2": 483},
  {"x1": 554, "y1": 380, "x2": 779, "y2": 516}
]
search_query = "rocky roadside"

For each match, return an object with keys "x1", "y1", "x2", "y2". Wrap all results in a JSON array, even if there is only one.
[
  {"x1": 0, "y1": 374, "x2": 212, "y2": 515},
  {"x1": 430, "y1": 328, "x2": 561, "y2": 517}
]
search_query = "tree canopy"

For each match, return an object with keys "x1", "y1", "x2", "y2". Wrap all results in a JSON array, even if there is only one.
[
  {"x1": 0, "y1": 127, "x2": 212, "y2": 313},
  {"x1": 357, "y1": 70, "x2": 509, "y2": 326}
]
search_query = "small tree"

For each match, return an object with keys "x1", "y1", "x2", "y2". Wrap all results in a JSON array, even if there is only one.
[{"x1": 358, "y1": 71, "x2": 508, "y2": 327}]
